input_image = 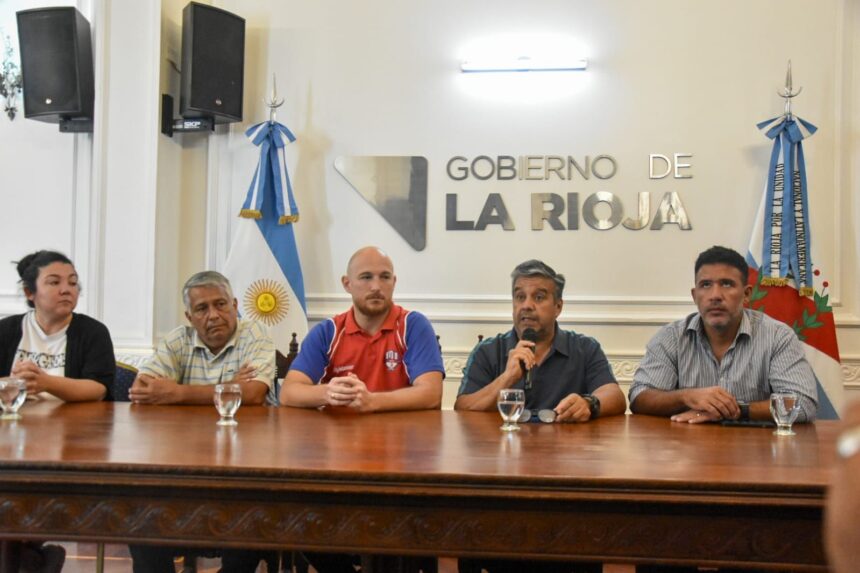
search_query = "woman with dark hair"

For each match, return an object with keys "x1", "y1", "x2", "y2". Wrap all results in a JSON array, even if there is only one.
[
  {"x1": 0, "y1": 249, "x2": 115, "y2": 401},
  {"x1": 0, "y1": 251, "x2": 116, "y2": 571}
]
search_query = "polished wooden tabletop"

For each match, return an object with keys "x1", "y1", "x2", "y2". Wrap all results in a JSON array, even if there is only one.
[
  {"x1": 0, "y1": 401, "x2": 839, "y2": 570},
  {"x1": 0, "y1": 401, "x2": 836, "y2": 487}
]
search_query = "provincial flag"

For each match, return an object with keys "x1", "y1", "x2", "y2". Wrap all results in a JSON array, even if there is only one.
[
  {"x1": 223, "y1": 120, "x2": 308, "y2": 370},
  {"x1": 746, "y1": 113, "x2": 842, "y2": 419}
]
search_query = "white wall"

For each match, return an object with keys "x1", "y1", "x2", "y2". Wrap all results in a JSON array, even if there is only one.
[
  {"x1": 1, "y1": 0, "x2": 857, "y2": 409},
  {"x1": 209, "y1": 0, "x2": 860, "y2": 408},
  {"x1": 154, "y1": 0, "x2": 209, "y2": 338},
  {"x1": 0, "y1": 0, "x2": 81, "y2": 314},
  {"x1": 0, "y1": 0, "x2": 163, "y2": 354}
]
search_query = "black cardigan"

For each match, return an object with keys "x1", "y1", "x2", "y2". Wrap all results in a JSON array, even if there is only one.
[{"x1": 0, "y1": 312, "x2": 116, "y2": 398}]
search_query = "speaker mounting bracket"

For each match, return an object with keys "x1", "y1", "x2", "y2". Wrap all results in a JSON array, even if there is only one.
[
  {"x1": 161, "y1": 94, "x2": 215, "y2": 137},
  {"x1": 59, "y1": 117, "x2": 93, "y2": 133}
]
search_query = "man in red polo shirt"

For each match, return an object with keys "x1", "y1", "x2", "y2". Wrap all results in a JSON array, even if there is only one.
[{"x1": 281, "y1": 245, "x2": 444, "y2": 412}]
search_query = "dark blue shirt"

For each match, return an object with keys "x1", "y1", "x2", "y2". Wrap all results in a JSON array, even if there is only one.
[{"x1": 457, "y1": 325, "x2": 616, "y2": 410}]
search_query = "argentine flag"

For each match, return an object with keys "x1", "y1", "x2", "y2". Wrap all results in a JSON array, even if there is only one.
[{"x1": 223, "y1": 121, "x2": 308, "y2": 363}]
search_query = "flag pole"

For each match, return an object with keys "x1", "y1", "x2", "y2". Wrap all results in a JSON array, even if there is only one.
[
  {"x1": 777, "y1": 60, "x2": 802, "y2": 120},
  {"x1": 264, "y1": 73, "x2": 285, "y2": 124}
]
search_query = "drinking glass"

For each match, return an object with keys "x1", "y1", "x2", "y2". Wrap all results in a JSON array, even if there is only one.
[
  {"x1": 770, "y1": 392, "x2": 801, "y2": 436},
  {"x1": 497, "y1": 389, "x2": 525, "y2": 432},
  {"x1": 214, "y1": 383, "x2": 242, "y2": 426},
  {"x1": 0, "y1": 377, "x2": 27, "y2": 421}
]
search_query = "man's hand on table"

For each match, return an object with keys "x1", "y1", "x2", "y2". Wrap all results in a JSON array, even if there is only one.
[{"x1": 129, "y1": 374, "x2": 183, "y2": 405}]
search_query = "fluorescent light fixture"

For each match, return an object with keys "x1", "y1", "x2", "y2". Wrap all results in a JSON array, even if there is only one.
[{"x1": 461, "y1": 55, "x2": 588, "y2": 73}]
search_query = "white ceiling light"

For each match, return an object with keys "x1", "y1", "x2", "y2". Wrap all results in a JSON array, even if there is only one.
[{"x1": 461, "y1": 55, "x2": 588, "y2": 73}]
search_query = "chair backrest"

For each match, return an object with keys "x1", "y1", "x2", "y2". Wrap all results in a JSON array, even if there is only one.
[
  {"x1": 276, "y1": 332, "x2": 300, "y2": 379},
  {"x1": 271, "y1": 333, "x2": 300, "y2": 404},
  {"x1": 112, "y1": 362, "x2": 139, "y2": 402}
]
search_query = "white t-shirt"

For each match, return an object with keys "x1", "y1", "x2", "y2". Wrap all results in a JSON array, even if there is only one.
[{"x1": 15, "y1": 310, "x2": 69, "y2": 400}]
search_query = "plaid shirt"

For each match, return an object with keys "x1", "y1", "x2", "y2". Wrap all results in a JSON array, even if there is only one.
[{"x1": 140, "y1": 319, "x2": 275, "y2": 394}]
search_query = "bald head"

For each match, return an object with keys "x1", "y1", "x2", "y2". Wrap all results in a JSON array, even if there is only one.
[
  {"x1": 346, "y1": 246, "x2": 393, "y2": 277},
  {"x1": 342, "y1": 246, "x2": 396, "y2": 320}
]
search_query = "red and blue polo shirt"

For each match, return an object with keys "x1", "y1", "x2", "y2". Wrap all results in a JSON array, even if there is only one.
[{"x1": 290, "y1": 304, "x2": 444, "y2": 391}]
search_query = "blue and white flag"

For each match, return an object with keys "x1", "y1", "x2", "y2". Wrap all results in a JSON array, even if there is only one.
[{"x1": 223, "y1": 120, "x2": 308, "y2": 359}]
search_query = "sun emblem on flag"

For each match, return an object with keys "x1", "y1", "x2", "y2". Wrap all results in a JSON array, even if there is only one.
[{"x1": 243, "y1": 279, "x2": 290, "y2": 326}]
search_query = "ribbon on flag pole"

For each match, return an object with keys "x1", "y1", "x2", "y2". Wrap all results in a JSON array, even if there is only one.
[
  {"x1": 754, "y1": 113, "x2": 817, "y2": 296},
  {"x1": 239, "y1": 120, "x2": 299, "y2": 224},
  {"x1": 224, "y1": 119, "x2": 308, "y2": 393}
]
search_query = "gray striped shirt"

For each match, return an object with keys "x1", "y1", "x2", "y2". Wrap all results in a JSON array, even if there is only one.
[
  {"x1": 141, "y1": 319, "x2": 275, "y2": 396},
  {"x1": 629, "y1": 309, "x2": 818, "y2": 422}
]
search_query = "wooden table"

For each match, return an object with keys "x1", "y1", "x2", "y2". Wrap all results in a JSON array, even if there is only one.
[{"x1": 0, "y1": 401, "x2": 837, "y2": 571}]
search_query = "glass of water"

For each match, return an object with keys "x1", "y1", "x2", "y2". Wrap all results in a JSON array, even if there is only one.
[
  {"x1": 0, "y1": 377, "x2": 27, "y2": 421},
  {"x1": 214, "y1": 383, "x2": 242, "y2": 426},
  {"x1": 770, "y1": 392, "x2": 801, "y2": 436},
  {"x1": 498, "y1": 388, "x2": 525, "y2": 432}
]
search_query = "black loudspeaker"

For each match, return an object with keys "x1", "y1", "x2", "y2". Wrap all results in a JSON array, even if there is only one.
[
  {"x1": 16, "y1": 7, "x2": 94, "y2": 123},
  {"x1": 180, "y1": 2, "x2": 244, "y2": 123}
]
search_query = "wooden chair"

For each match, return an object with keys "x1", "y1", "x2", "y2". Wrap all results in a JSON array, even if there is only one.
[
  {"x1": 111, "y1": 361, "x2": 138, "y2": 402},
  {"x1": 277, "y1": 332, "x2": 300, "y2": 376},
  {"x1": 272, "y1": 332, "x2": 300, "y2": 403},
  {"x1": 272, "y1": 334, "x2": 302, "y2": 572},
  {"x1": 95, "y1": 362, "x2": 140, "y2": 572}
]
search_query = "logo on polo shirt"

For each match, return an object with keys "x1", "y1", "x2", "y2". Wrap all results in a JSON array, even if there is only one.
[{"x1": 384, "y1": 350, "x2": 401, "y2": 371}]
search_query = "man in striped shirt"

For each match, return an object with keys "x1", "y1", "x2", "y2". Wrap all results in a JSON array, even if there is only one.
[
  {"x1": 129, "y1": 271, "x2": 274, "y2": 407},
  {"x1": 127, "y1": 271, "x2": 275, "y2": 572},
  {"x1": 629, "y1": 246, "x2": 817, "y2": 424}
]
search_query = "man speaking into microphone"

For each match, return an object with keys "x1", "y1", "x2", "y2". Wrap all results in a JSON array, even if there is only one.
[{"x1": 455, "y1": 259, "x2": 625, "y2": 423}]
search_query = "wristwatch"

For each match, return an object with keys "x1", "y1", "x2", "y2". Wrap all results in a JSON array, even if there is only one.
[
  {"x1": 581, "y1": 394, "x2": 601, "y2": 419},
  {"x1": 738, "y1": 401, "x2": 750, "y2": 421}
]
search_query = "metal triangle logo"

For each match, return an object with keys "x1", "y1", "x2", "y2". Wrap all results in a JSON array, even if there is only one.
[{"x1": 334, "y1": 156, "x2": 428, "y2": 251}]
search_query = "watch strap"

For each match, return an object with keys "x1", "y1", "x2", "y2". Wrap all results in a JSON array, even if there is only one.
[{"x1": 582, "y1": 394, "x2": 601, "y2": 419}]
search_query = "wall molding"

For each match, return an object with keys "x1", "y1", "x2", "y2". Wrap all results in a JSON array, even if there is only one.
[
  {"x1": 115, "y1": 352, "x2": 152, "y2": 368},
  {"x1": 85, "y1": 0, "x2": 108, "y2": 322},
  {"x1": 842, "y1": 360, "x2": 860, "y2": 385},
  {"x1": 5, "y1": 292, "x2": 858, "y2": 328},
  {"x1": 304, "y1": 293, "x2": 860, "y2": 327},
  {"x1": 441, "y1": 349, "x2": 860, "y2": 388},
  {"x1": 109, "y1": 349, "x2": 860, "y2": 412},
  {"x1": 308, "y1": 293, "x2": 697, "y2": 306}
]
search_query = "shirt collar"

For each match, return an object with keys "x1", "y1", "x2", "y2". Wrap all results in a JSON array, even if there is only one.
[
  {"x1": 511, "y1": 323, "x2": 569, "y2": 357},
  {"x1": 192, "y1": 322, "x2": 240, "y2": 358},
  {"x1": 687, "y1": 309, "x2": 751, "y2": 343},
  {"x1": 345, "y1": 304, "x2": 401, "y2": 335},
  {"x1": 551, "y1": 324, "x2": 571, "y2": 357}
]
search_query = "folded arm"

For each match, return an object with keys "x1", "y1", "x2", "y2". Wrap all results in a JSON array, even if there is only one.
[
  {"x1": 13, "y1": 360, "x2": 106, "y2": 401},
  {"x1": 129, "y1": 371, "x2": 268, "y2": 405}
]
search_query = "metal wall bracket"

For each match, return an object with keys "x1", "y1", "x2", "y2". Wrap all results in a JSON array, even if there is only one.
[
  {"x1": 160, "y1": 94, "x2": 215, "y2": 137},
  {"x1": 59, "y1": 117, "x2": 93, "y2": 133}
]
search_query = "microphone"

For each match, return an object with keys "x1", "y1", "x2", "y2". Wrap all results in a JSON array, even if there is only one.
[{"x1": 522, "y1": 328, "x2": 537, "y2": 390}]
